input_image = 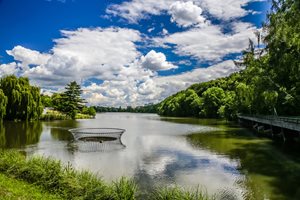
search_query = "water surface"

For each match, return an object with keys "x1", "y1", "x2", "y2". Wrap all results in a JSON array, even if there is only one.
[{"x1": 1, "y1": 113, "x2": 300, "y2": 199}]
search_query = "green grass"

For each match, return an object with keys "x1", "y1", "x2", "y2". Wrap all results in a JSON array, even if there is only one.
[
  {"x1": 40, "y1": 110, "x2": 94, "y2": 120},
  {"x1": 0, "y1": 150, "x2": 214, "y2": 200},
  {"x1": 0, "y1": 150, "x2": 138, "y2": 200},
  {"x1": 0, "y1": 173, "x2": 63, "y2": 200},
  {"x1": 75, "y1": 113, "x2": 94, "y2": 119},
  {"x1": 150, "y1": 186, "x2": 213, "y2": 200},
  {"x1": 112, "y1": 177, "x2": 138, "y2": 199},
  {"x1": 40, "y1": 110, "x2": 70, "y2": 120}
]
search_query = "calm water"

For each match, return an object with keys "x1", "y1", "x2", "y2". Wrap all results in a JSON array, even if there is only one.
[{"x1": 1, "y1": 113, "x2": 300, "y2": 199}]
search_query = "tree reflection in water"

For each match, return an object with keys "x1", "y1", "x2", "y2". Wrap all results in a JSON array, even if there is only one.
[
  {"x1": 187, "y1": 126, "x2": 300, "y2": 200},
  {"x1": 0, "y1": 121, "x2": 42, "y2": 148}
]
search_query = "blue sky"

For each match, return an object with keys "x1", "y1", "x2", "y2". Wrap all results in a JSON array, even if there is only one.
[{"x1": 0, "y1": 0, "x2": 270, "y2": 106}]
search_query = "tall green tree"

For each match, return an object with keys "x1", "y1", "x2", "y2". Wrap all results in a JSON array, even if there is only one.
[
  {"x1": 235, "y1": 83, "x2": 254, "y2": 114},
  {"x1": 264, "y1": 0, "x2": 300, "y2": 115},
  {"x1": 158, "y1": 89, "x2": 202, "y2": 117},
  {"x1": 201, "y1": 87, "x2": 225, "y2": 118},
  {"x1": 41, "y1": 94, "x2": 53, "y2": 107},
  {"x1": 221, "y1": 91, "x2": 238, "y2": 120},
  {"x1": 59, "y1": 81, "x2": 85, "y2": 119},
  {"x1": 51, "y1": 93, "x2": 64, "y2": 111},
  {"x1": 0, "y1": 75, "x2": 43, "y2": 120},
  {"x1": 82, "y1": 106, "x2": 96, "y2": 116}
]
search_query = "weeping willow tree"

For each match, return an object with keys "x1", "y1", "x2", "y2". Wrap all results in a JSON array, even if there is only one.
[
  {"x1": 0, "y1": 89, "x2": 7, "y2": 120},
  {"x1": 0, "y1": 75, "x2": 43, "y2": 121}
]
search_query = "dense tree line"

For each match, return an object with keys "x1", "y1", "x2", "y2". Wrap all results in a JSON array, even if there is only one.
[
  {"x1": 94, "y1": 104, "x2": 158, "y2": 114},
  {"x1": 0, "y1": 75, "x2": 43, "y2": 121},
  {"x1": 158, "y1": 0, "x2": 300, "y2": 119}
]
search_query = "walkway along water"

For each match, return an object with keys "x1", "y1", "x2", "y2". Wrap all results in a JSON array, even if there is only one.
[{"x1": 238, "y1": 115, "x2": 300, "y2": 142}]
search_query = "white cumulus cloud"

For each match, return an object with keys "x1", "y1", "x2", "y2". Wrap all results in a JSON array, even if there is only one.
[
  {"x1": 0, "y1": 0, "x2": 263, "y2": 107},
  {"x1": 169, "y1": 1, "x2": 206, "y2": 27},
  {"x1": 1, "y1": 24, "x2": 249, "y2": 106},
  {"x1": 161, "y1": 28, "x2": 169, "y2": 35},
  {"x1": 82, "y1": 60, "x2": 239, "y2": 106},
  {"x1": 200, "y1": 0, "x2": 253, "y2": 20},
  {"x1": 141, "y1": 50, "x2": 177, "y2": 71},
  {"x1": 106, "y1": 0, "x2": 266, "y2": 23},
  {"x1": 106, "y1": 0, "x2": 174, "y2": 23},
  {"x1": 6, "y1": 46, "x2": 50, "y2": 70},
  {"x1": 9, "y1": 27, "x2": 142, "y2": 88},
  {"x1": 155, "y1": 22, "x2": 257, "y2": 62},
  {"x1": 0, "y1": 62, "x2": 20, "y2": 77}
]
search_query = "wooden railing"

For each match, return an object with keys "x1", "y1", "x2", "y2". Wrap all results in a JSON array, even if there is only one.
[{"x1": 238, "y1": 115, "x2": 300, "y2": 124}]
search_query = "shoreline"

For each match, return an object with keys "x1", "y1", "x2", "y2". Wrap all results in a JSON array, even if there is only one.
[{"x1": 0, "y1": 150, "x2": 213, "y2": 200}]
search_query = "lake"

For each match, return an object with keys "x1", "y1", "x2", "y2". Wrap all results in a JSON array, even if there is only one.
[{"x1": 1, "y1": 113, "x2": 300, "y2": 199}]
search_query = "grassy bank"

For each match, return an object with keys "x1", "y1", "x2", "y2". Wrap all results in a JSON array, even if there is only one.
[
  {"x1": 75, "y1": 113, "x2": 95, "y2": 119},
  {"x1": 0, "y1": 173, "x2": 62, "y2": 200},
  {"x1": 0, "y1": 150, "x2": 213, "y2": 200},
  {"x1": 40, "y1": 110, "x2": 94, "y2": 121}
]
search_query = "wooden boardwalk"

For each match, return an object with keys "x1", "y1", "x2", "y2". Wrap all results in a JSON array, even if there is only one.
[{"x1": 238, "y1": 115, "x2": 300, "y2": 132}]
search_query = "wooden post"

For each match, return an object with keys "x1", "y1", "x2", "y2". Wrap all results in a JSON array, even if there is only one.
[{"x1": 281, "y1": 128, "x2": 286, "y2": 143}]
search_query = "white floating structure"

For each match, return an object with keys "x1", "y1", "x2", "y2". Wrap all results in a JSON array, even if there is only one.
[{"x1": 68, "y1": 128, "x2": 126, "y2": 152}]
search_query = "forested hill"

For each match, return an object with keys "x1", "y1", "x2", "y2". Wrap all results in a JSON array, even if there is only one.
[{"x1": 158, "y1": 0, "x2": 300, "y2": 120}]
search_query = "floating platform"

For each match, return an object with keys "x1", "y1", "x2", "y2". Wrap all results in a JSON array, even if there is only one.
[{"x1": 68, "y1": 128, "x2": 126, "y2": 152}]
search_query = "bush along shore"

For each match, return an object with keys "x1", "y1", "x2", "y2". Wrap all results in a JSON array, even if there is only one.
[
  {"x1": 40, "y1": 110, "x2": 95, "y2": 121},
  {"x1": 0, "y1": 150, "x2": 213, "y2": 200}
]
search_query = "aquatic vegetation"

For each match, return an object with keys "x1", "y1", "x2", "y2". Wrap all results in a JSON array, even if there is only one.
[{"x1": 150, "y1": 186, "x2": 213, "y2": 200}]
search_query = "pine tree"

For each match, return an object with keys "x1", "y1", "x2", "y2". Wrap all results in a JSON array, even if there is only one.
[{"x1": 60, "y1": 81, "x2": 85, "y2": 119}]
